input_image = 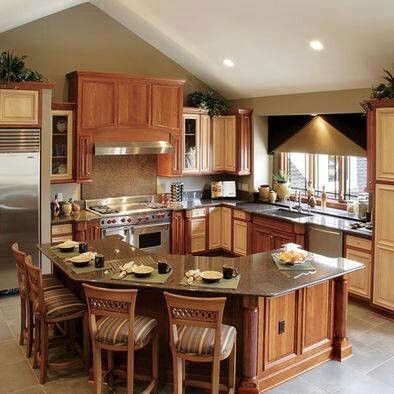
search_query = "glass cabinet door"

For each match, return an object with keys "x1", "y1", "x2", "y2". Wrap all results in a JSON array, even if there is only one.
[
  {"x1": 51, "y1": 109, "x2": 73, "y2": 182},
  {"x1": 183, "y1": 114, "x2": 200, "y2": 173}
]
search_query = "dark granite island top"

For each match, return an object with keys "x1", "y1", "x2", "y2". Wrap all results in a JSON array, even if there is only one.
[
  {"x1": 38, "y1": 237, "x2": 363, "y2": 298},
  {"x1": 38, "y1": 237, "x2": 363, "y2": 392}
]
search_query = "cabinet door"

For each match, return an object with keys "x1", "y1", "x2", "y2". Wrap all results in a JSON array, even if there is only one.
[
  {"x1": 252, "y1": 225, "x2": 273, "y2": 253},
  {"x1": 200, "y1": 114, "x2": 211, "y2": 172},
  {"x1": 238, "y1": 114, "x2": 252, "y2": 175},
  {"x1": 345, "y1": 248, "x2": 371, "y2": 299},
  {"x1": 171, "y1": 211, "x2": 185, "y2": 255},
  {"x1": 117, "y1": 80, "x2": 150, "y2": 128},
  {"x1": 233, "y1": 219, "x2": 248, "y2": 256},
  {"x1": 376, "y1": 108, "x2": 394, "y2": 182},
  {"x1": 151, "y1": 83, "x2": 182, "y2": 132},
  {"x1": 190, "y1": 218, "x2": 206, "y2": 253},
  {"x1": 273, "y1": 232, "x2": 295, "y2": 250},
  {"x1": 209, "y1": 207, "x2": 222, "y2": 250},
  {"x1": 77, "y1": 134, "x2": 92, "y2": 182},
  {"x1": 0, "y1": 89, "x2": 39, "y2": 125},
  {"x1": 156, "y1": 133, "x2": 183, "y2": 176},
  {"x1": 222, "y1": 207, "x2": 232, "y2": 250},
  {"x1": 87, "y1": 220, "x2": 101, "y2": 241},
  {"x1": 80, "y1": 79, "x2": 116, "y2": 130},
  {"x1": 183, "y1": 114, "x2": 200, "y2": 173},
  {"x1": 212, "y1": 117, "x2": 225, "y2": 171},
  {"x1": 224, "y1": 116, "x2": 236, "y2": 172},
  {"x1": 51, "y1": 109, "x2": 73, "y2": 182}
]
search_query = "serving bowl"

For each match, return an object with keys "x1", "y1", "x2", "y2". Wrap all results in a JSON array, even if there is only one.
[
  {"x1": 132, "y1": 265, "x2": 154, "y2": 278},
  {"x1": 200, "y1": 271, "x2": 223, "y2": 283}
]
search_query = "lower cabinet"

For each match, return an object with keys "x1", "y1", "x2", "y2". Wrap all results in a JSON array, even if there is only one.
[
  {"x1": 208, "y1": 207, "x2": 222, "y2": 250},
  {"x1": 73, "y1": 219, "x2": 100, "y2": 242},
  {"x1": 222, "y1": 207, "x2": 232, "y2": 250},
  {"x1": 186, "y1": 208, "x2": 207, "y2": 254},
  {"x1": 233, "y1": 220, "x2": 249, "y2": 256},
  {"x1": 171, "y1": 211, "x2": 185, "y2": 254}
]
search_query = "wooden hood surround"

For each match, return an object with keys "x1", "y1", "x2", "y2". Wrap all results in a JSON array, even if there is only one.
[{"x1": 268, "y1": 113, "x2": 367, "y2": 156}]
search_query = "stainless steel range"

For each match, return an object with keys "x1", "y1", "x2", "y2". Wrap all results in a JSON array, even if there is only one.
[{"x1": 86, "y1": 195, "x2": 171, "y2": 254}]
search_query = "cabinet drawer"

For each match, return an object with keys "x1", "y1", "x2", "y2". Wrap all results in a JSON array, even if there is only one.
[
  {"x1": 52, "y1": 224, "x2": 73, "y2": 236},
  {"x1": 191, "y1": 218, "x2": 206, "y2": 236},
  {"x1": 233, "y1": 210, "x2": 250, "y2": 221},
  {"x1": 186, "y1": 208, "x2": 206, "y2": 218},
  {"x1": 191, "y1": 236, "x2": 206, "y2": 253},
  {"x1": 346, "y1": 235, "x2": 372, "y2": 252},
  {"x1": 253, "y1": 216, "x2": 293, "y2": 234}
]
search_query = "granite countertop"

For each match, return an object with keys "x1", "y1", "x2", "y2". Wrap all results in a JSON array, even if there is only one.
[
  {"x1": 177, "y1": 199, "x2": 373, "y2": 239},
  {"x1": 38, "y1": 237, "x2": 364, "y2": 298},
  {"x1": 51, "y1": 210, "x2": 100, "y2": 225}
]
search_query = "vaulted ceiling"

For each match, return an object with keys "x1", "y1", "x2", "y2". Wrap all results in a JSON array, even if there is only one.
[{"x1": 1, "y1": 0, "x2": 394, "y2": 99}]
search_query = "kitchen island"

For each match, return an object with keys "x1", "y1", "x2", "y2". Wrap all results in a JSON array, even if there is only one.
[{"x1": 38, "y1": 237, "x2": 363, "y2": 392}]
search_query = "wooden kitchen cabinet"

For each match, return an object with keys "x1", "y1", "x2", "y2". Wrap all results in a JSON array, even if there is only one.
[
  {"x1": 171, "y1": 211, "x2": 185, "y2": 255},
  {"x1": 375, "y1": 107, "x2": 394, "y2": 182},
  {"x1": 212, "y1": 109, "x2": 252, "y2": 175},
  {"x1": 77, "y1": 134, "x2": 93, "y2": 182},
  {"x1": 0, "y1": 88, "x2": 39, "y2": 126},
  {"x1": 157, "y1": 133, "x2": 183, "y2": 176},
  {"x1": 186, "y1": 208, "x2": 207, "y2": 254},
  {"x1": 253, "y1": 225, "x2": 274, "y2": 253},
  {"x1": 233, "y1": 209, "x2": 251, "y2": 256},
  {"x1": 183, "y1": 113, "x2": 200, "y2": 173},
  {"x1": 208, "y1": 207, "x2": 222, "y2": 250},
  {"x1": 345, "y1": 235, "x2": 372, "y2": 300},
  {"x1": 222, "y1": 207, "x2": 232, "y2": 251},
  {"x1": 73, "y1": 219, "x2": 100, "y2": 242},
  {"x1": 200, "y1": 114, "x2": 211, "y2": 172}
]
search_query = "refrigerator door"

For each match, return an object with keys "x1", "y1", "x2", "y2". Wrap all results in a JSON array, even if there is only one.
[{"x1": 0, "y1": 152, "x2": 40, "y2": 291}]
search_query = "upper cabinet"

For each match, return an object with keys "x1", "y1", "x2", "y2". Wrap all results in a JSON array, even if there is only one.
[
  {"x1": 50, "y1": 102, "x2": 75, "y2": 183},
  {"x1": 212, "y1": 109, "x2": 252, "y2": 175},
  {"x1": 375, "y1": 107, "x2": 394, "y2": 182},
  {"x1": 0, "y1": 89, "x2": 39, "y2": 126}
]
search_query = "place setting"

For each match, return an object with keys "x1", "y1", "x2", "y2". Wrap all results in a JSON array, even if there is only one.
[
  {"x1": 180, "y1": 265, "x2": 240, "y2": 289},
  {"x1": 111, "y1": 255, "x2": 173, "y2": 284}
]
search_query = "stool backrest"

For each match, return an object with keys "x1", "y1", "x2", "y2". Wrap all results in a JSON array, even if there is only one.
[
  {"x1": 164, "y1": 292, "x2": 226, "y2": 358},
  {"x1": 25, "y1": 256, "x2": 45, "y2": 314},
  {"x1": 10, "y1": 242, "x2": 28, "y2": 296},
  {"x1": 83, "y1": 284, "x2": 138, "y2": 349}
]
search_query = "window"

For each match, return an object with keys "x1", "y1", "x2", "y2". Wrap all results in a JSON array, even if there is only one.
[{"x1": 282, "y1": 152, "x2": 367, "y2": 203}]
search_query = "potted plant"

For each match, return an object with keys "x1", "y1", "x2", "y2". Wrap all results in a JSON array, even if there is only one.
[
  {"x1": 0, "y1": 50, "x2": 44, "y2": 82},
  {"x1": 187, "y1": 91, "x2": 228, "y2": 117},
  {"x1": 361, "y1": 69, "x2": 394, "y2": 113},
  {"x1": 273, "y1": 170, "x2": 291, "y2": 201}
]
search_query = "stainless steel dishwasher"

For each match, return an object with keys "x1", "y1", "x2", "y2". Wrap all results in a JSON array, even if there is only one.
[{"x1": 308, "y1": 225, "x2": 343, "y2": 258}]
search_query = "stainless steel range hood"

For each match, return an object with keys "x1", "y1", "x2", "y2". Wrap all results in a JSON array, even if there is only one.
[{"x1": 94, "y1": 141, "x2": 173, "y2": 156}]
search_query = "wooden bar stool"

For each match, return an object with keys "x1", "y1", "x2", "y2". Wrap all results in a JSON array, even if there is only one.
[
  {"x1": 164, "y1": 292, "x2": 237, "y2": 394},
  {"x1": 83, "y1": 284, "x2": 159, "y2": 394},
  {"x1": 10, "y1": 242, "x2": 63, "y2": 357},
  {"x1": 25, "y1": 256, "x2": 89, "y2": 384}
]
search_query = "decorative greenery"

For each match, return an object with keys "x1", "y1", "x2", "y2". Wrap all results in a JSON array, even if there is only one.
[
  {"x1": 361, "y1": 69, "x2": 394, "y2": 113},
  {"x1": 0, "y1": 51, "x2": 44, "y2": 82},
  {"x1": 273, "y1": 170, "x2": 290, "y2": 184},
  {"x1": 188, "y1": 91, "x2": 228, "y2": 117}
]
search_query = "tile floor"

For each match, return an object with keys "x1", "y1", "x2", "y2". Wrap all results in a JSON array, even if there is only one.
[{"x1": 0, "y1": 295, "x2": 392, "y2": 393}]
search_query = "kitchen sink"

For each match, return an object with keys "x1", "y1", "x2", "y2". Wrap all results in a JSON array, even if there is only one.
[{"x1": 264, "y1": 208, "x2": 313, "y2": 219}]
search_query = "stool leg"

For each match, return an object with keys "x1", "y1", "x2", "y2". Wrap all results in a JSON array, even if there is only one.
[
  {"x1": 92, "y1": 344, "x2": 102, "y2": 394},
  {"x1": 19, "y1": 296, "x2": 26, "y2": 346},
  {"x1": 211, "y1": 358, "x2": 220, "y2": 394},
  {"x1": 228, "y1": 340, "x2": 236, "y2": 394},
  {"x1": 26, "y1": 300, "x2": 33, "y2": 358},
  {"x1": 83, "y1": 313, "x2": 90, "y2": 375},
  {"x1": 126, "y1": 348, "x2": 134, "y2": 394},
  {"x1": 39, "y1": 321, "x2": 49, "y2": 384},
  {"x1": 152, "y1": 330, "x2": 159, "y2": 392},
  {"x1": 172, "y1": 354, "x2": 183, "y2": 394},
  {"x1": 32, "y1": 316, "x2": 40, "y2": 369},
  {"x1": 107, "y1": 350, "x2": 114, "y2": 388}
]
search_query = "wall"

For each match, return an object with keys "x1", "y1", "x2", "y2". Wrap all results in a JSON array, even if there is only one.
[{"x1": 0, "y1": 3, "x2": 213, "y2": 102}]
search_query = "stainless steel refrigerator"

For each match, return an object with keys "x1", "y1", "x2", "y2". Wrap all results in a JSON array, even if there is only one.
[{"x1": 0, "y1": 129, "x2": 40, "y2": 292}]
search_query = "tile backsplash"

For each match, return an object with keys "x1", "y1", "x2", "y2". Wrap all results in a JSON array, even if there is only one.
[{"x1": 81, "y1": 155, "x2": 157, "y2": 199}]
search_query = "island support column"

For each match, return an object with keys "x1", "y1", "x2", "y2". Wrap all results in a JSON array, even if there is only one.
[
  {"x1": 333, "y1": 276, "x2": 352, "y2": 360},
  {"x1": 239, "y1": 296, "x2": 260, "y2": 394}
]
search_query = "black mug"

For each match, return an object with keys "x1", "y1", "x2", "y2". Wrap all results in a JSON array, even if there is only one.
[
  {"x1": 79, "y1": 242, "x2": 88, "y2": 254},
  {"x1": 223, "y1": 265, "x2": 238, "y2": 280},
  {"x1": 95, "y1": 254, "x2": 105, "y2": 268},
  {"x1": 158, "y1": 261, "x2": 171, "y2": 274}
]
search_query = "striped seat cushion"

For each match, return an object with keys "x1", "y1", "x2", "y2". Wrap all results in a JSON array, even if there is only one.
[
  {"x1": 42, "y1": 275, "x2": 63, "y2": 291},
  {"x1": 176, "y1": 324, "x2": 236, "y2": 357},
  {"x1": 96, "y1": 315, "x2": 157, "y2": 347},
  {"x1": 43, "y1": 288, "x2": 85, "y2": 319}
]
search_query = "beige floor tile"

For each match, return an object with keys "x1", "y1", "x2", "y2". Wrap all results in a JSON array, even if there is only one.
[
  {"x1": 13, "y1": 386, "x2": 44, "y2": 394},
  {"x1": 0, "y1": 321, "x2": 16, "y2": 342},
  {"x1": 7, "y1": 319, "x2": 20, "y2": 339},
  {"x1": 0, "y1": 340, "x2": 26, "y2": 365},
  {"x1": 347, "y1": 315, "x2": 377, "y2": 338},
  {"x1": 0, "y1": 360, "x2": 38, "y2": 393},
  {"x1": 0, "y1": 304, "x2": 21, "y2": 321},
  {"x1": 42, "y1": 376, "x2": 93, "y2": 394},
  {"x1": 348, "y1": 304, "x2": 392, "y2": 326}
]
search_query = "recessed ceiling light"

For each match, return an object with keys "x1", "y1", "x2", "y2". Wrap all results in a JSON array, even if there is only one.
[
  {"x1": 223, "y1": 59, "x2": 234, "y2": 67},
  {"x1": 310, "y1": 40, "x2": 324, "y2": 51}
]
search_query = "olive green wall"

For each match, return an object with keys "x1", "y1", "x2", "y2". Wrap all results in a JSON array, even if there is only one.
[{"x1": 0, "y1": 3, "x2": 212, "y2": 102}]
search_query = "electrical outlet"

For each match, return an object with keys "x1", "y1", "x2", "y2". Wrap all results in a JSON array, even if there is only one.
[{"x1": 278, "y1": 320, "x2": 285, "y2": 334}]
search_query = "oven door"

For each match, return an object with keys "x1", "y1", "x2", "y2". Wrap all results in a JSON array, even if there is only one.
[
  {"x1": 101, "y1": 226, "x2": 131, "y2": 243},
  {"x1": 130, "y1": 222, "x2": 170, "y2": 254}
]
